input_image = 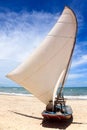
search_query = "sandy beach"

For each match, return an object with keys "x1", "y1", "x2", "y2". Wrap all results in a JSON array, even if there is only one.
[{"x1": 0, "y1": 95, "x2": 87, "y2": 130}]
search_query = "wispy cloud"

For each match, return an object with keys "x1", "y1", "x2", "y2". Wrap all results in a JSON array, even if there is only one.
[
  {"x1": 0, "y1": 11, "x2": 59, "y2": 62},
  {"x1": 68, "y1": 73, "x2": 84, "y2": 79},
  {"x1": 69, "y1": 42, "x2": 87, "y2": 81},
  {"x1": 72, "y1": 54, "x2": 87, "y2": 68}
]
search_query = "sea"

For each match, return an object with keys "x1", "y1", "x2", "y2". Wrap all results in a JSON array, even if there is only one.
[{"x1": 0, "y1": 86, "x2": 87, "y2": 100}]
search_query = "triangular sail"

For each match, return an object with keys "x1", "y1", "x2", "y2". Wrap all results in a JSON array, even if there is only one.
[{"x1": 7, "y1": 7, "x2": 77, "y2": 105}]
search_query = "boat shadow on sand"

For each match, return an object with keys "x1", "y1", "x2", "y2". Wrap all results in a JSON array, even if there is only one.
[
  {"x1": 10, "y1": 111, "x2": 74, "y2": 129},
  {"x1": 11, "y1": 111, "x2": 87, "y2": 129},
  {"x1": 42, "y1": 116, "x2": 87, "y2": 129},
  {"x1": 42, "y1": 117, "x2": 73, "y2": 129}
]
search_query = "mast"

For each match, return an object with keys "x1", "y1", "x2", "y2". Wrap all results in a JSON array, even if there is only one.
[{"x1": 56, "y1": 6, "x2": 78, "y2": 101}]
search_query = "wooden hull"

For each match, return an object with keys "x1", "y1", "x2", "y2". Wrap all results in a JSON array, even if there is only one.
[
  {"x1": 42, "y1": 105, "x2": 72, "y2": 120},
  {"x1": 42, "y1": 111, "x2": 72, "y2": 120}
]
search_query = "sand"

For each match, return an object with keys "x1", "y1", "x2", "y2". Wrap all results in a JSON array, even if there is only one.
[{"x1": 0, "y1": 95, "x2": 87, "y2": 130}]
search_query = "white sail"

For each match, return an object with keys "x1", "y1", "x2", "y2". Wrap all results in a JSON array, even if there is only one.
[{"x1": 6, "y1": 7, "x2": 77, "y2": 105}]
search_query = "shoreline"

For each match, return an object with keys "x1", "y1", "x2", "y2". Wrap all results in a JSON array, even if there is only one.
[{"x1": 0, "y1": 92, "x2": 87, "y2": 100}]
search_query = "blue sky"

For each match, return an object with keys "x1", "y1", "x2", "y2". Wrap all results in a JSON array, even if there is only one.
[{"x1": 0, "y1": 0, "x2": 87, "y2": 87}]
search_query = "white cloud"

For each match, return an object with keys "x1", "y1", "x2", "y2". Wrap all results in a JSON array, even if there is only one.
[
  {"x1": 72, "y1": 54, "x2": 87, "y2": 68},
  {"x1": 71, "y1": 39, "x2": 87, "y2": 69},
  {"x1": 0, "y1": 11, "x2": 59, "y2": 62},
  {"x1": 68, "y1": 73, "x2": 84, "y2": 79}
]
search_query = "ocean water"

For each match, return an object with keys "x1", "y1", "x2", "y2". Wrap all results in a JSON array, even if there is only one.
[{"x1": 0, "y1": 86, "x2": 87, "y2": 99}]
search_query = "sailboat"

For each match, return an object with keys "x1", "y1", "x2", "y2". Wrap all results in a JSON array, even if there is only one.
[{"x1": 7, "y1": 6, "x2": 77, "y2": 120}]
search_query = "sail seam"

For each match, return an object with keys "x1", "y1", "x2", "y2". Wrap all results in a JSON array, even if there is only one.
[
  {"x1": 48, "y1": 35, "x2": 75, "y2": 38},
  {"x1": 62, "y1": 13, "x2": 71, "y2": 15},
  {"x1": 57, "y1": 22, "x2": 76, "y2": 24}
]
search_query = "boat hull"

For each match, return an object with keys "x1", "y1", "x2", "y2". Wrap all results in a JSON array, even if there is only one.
[
  {"x1": 42, "y1": 105, "x2": 72, "y2": 120},
  {"x1": 42, "y1": 112, "x2": 72, "y2": 120}
]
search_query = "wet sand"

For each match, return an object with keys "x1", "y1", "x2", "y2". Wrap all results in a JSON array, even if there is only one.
[{"x1": 0, "y1": 95, "x2": 87, "y2": 130}]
